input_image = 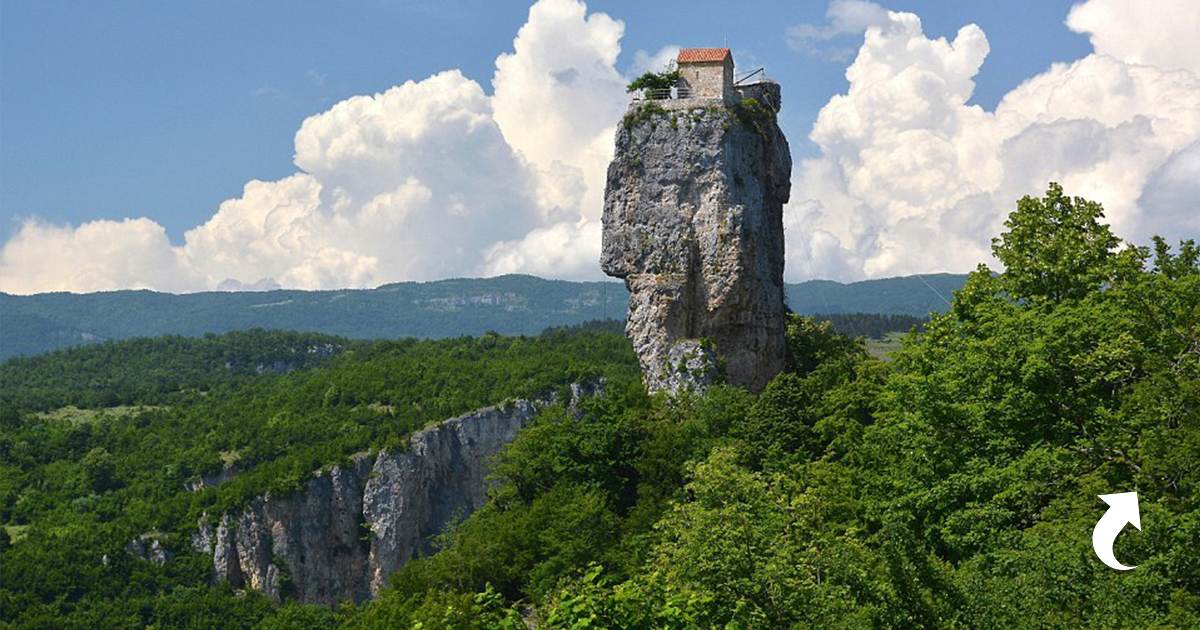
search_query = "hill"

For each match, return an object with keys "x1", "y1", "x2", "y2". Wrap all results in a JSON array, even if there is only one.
[
  {"x1": 0, "y1": 273, "x2": 966, "y2": 360},
  {"x1": 785, "y1": 272, "x2": 962, "y2": 315}
]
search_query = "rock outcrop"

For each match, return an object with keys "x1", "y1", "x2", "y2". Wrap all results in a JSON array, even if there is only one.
[
  {"x1": 601, "y1": 88, "x2": 792, "y2": 393},
  {"x1": 125, "y1": 534, "x2": 172, "y2": 565},
  {"x1": 184, "y1": 460, "x2": 240, "y2": 492},
  {"x1": 193, "y1": 385, "x2": 598, "y2": 604}
]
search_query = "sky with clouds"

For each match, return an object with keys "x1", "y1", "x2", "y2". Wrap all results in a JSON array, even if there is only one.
[{"x1": 1, "y1": 0, "x2": 1197, "y2": 294}]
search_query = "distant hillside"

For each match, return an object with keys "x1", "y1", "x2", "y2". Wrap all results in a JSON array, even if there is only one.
[
  {"x1": 787, "y1": 273, "x2": 963, "y2": 316},
  {"x1": 0, "y1": 273, "x2": 967, "y2": 360}
]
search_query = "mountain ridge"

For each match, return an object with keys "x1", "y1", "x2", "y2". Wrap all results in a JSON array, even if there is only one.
[{"x1": 0, "y1": 273, "x2": 967, "y2": 360}]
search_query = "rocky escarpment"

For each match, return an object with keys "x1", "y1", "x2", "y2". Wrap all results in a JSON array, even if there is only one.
[
  {"x1": 601, "y1": 90, "x2": 792, "y2": 393},
  {"x1": 192, "y1": 384, "x2": 598, "y2": 604},
  {"x1": 125, "y1": 534, "x2": 172, "y2": 565}
]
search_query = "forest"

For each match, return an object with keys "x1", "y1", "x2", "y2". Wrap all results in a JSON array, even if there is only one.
[{"x1": 1, "y1": 184, "x2": 1197, "y2": 628}]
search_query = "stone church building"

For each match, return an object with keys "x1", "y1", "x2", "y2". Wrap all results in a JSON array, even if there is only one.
[{"x1": 676, "y1": 47, "x2": 735, "y2": 101}]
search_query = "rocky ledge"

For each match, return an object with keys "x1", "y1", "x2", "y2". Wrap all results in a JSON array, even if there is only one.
[{"x1": 191, "y1": 382, "x2": 599, "y2": 604}]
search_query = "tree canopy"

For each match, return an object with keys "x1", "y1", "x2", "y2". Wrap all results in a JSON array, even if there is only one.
[{"x1": 626, "y1": 69, "x2": 680, "y2": 94}]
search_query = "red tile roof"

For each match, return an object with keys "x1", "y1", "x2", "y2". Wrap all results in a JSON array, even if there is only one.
[{"x1": 677, "y1": 48, "x2": 731, "y2": 64}]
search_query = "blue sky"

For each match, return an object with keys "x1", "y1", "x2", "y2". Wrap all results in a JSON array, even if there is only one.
[
  {"x1": 1, "y1": 0, "x2": 1196, "y2": 293},
  {"x1": 1, "y1": 0, "x2": 1090, "y2": 243}
]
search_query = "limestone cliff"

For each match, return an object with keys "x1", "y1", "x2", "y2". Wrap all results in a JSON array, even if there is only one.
[
  {"x1": 601, "y1": 89, "x2": 792, "y2": 393},
  {"x1": 193, "y1": 384, "x2": 598, "y2": 604}
]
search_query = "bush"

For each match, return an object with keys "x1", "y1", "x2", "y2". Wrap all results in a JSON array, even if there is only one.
[{"x1": 625, "y1": 69, "x2": 679, "y2": 94}]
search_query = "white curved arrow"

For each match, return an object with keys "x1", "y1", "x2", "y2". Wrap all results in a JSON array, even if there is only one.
[{"x1": 1092, "y1": 492, "x2": 1140, "y2": 571}]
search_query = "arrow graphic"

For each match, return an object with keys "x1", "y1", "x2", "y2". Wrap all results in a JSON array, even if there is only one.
[{"x1": 1092, "y1": 492, "x2": 1140, "y2": 571}]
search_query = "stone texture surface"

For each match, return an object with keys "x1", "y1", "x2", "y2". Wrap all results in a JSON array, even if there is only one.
[
  {"x1": 125, "y1": 534, "x2": 172, "y2": 565},
  {"x1": 601, "y1": 100, "x2": 792, "y2": 393},
  {"x1": 362, "y1": 400, "x2": 538, "y2": 596},
  {"x1": 657, "y1": 339, "x2": 720, "y2": 395},
  {"x1": 194, "y1": 389, "x2": 597, "y2": 604},
  {"x1": 184, "y1": 461, "x2": 240, "y2": 492}
]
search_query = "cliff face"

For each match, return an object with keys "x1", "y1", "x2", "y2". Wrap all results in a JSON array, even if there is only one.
[
  {"x1": 192, "y1": 391, "x2": 593, "y2": 604},
  {"x1": 362, "y1": 402, "x2": 535, "y2": 595},
  {"x1": 601, "y1": 94, "x2": 792, "y2": 393}
]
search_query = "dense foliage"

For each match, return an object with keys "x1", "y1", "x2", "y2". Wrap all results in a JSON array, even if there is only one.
[
  {"x1": 344, "y1": 185, "x2": 1199, "y2": 627},
  {"x1": 813, "y1": 312, "x2": 926, "y2": 340},
  {"x1": 0, "y1": 326, "x2": 640, "y2": 627},
  {"x1": 0, "y1": 330, "x2": 355, "y2": 411},
  {"x1": 3, "y1": 185, "x2": 1195, "y2": 628},
  {"x1": 626, "y1": 69, "x2": 680, "y2": 94}
]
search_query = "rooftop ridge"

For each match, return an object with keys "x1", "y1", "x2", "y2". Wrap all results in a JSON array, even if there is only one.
[{"x1": 677, "y1": 47, "x2": 731, "y2": 63}]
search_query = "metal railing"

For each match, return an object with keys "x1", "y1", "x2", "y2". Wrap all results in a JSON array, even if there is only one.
[{"x1": 635, "y1": 85, "x2": 693, "y2": 101}]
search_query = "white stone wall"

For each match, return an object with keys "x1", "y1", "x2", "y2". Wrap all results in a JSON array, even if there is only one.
[
  {"x1": 655, "y1": 97, "x2": 724, "y2": 111},
  {"x1": 678, "y1": 58, "x2": 733, "y2": 101}
]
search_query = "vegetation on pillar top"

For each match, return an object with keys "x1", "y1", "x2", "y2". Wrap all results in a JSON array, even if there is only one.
[
  {"x1": 625, "y1": 68, "x2": 680, "y2": 94},
  {"x1": 733, "y1": 97, "x2": 776, "y2": 138},
  {"x1": 621, "y1": 101, "x2": 668, "y2": 129}
]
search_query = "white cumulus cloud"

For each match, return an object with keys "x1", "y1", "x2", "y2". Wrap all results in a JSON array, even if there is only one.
[
  {"x1": 1066, "y1": 0, "x2": 1200, "y2": 77},
  {"x1": 784, "y1": 0, "x2": 1200, "y2": 281},
  {"x1": 0, "y1": 0, "x2": 624, "y2": 294},
  {"x1": 628, "y1": 45, "x2": 681, "y2": 78},
  {"x1": 0, "y1": 218, "x2": 198, "y2": 294},
  {"x1": 786, "y1": 0, "x2": 891, "y2": 61},
  {"x1": 483, "y1": 0, "x2": 630, "y2": 278},
  {"x1": 182, "y1": 68, "x2": 547, "y2": 290}
]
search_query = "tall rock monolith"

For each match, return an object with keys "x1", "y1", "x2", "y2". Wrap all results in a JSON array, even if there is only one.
[{"x1": 601, "y1": 84, "x2": 791, "y2": 393}]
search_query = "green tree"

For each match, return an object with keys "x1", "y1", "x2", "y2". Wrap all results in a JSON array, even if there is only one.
[
  {"x1": 785, "y1": 314, "x2": 866, "y2": 376},
  {"x1": 81, "y1": 447, "x2": 117, "y2": 493},
  {"x1": 992, "y1": 182, "x2": 1122, "y2": 305},
  {"x1": 626, "y1": 68, "x2": 680, "y2": 93}
]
